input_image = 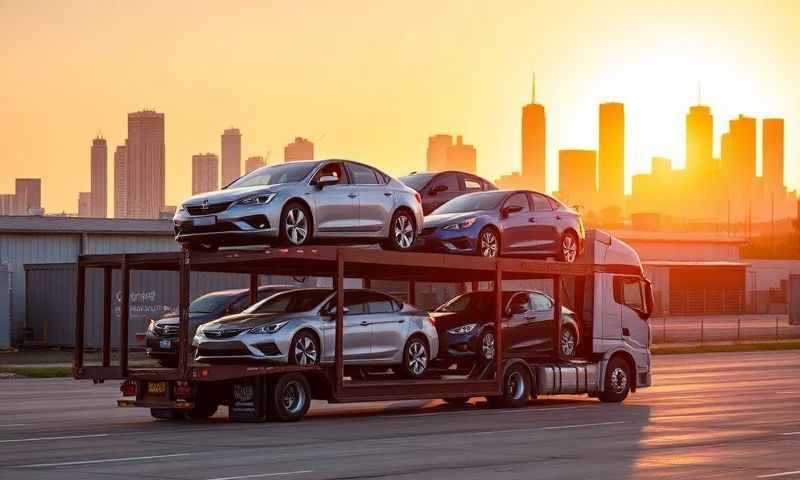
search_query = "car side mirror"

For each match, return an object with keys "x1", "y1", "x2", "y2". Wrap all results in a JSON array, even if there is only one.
[
  {"x1": 501, "y1": 205, "x2": 522, "y2": 218},
  {"x1": 317, "y1": 175, "x2": 339, "y2": 188},
  {"x1": 430, "y1": 184, "x2": 448, "y2": 196},
  {"x1": 326, "y1": 306, "x2": 350, "y2": 317}
]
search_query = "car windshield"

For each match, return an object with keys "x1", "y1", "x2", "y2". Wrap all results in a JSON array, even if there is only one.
[
  {"x1": 226, "y1": 162, "x2": 319, "y2": 189},
  {"x1": 245, "y1": 289, "x2": 333, "y2": 314},
  {"x1": 189, "y1": 292, "x2": 237, "y2": 314},
  {"x1": 435, "y1": 291, "x2": 514, "y2": 314},
  {"x1": 433, "y1": 191, "x2": 507, "y2": 214},
  {"x1": 399, "y1": 173, "x2": 435, "y2": 191}
]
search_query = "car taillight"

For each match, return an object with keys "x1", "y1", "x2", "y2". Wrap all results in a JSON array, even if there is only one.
[
  {"x1": 120, "y1": 380, "x2": 136, "y2": 397},
  {"x1": 175, "y1": 381, "x2": 192, "y2": 399},
  {"x1": 415, "y1": 192, "x2": 421, "y2": 204}
]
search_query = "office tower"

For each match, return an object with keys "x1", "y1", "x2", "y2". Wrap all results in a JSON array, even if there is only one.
[
  {"x1": 0, "y1": 194, "x2": 15, "y2": 215},
  {"x1": 15, "y1": 178, "x2": 42, "y2": 215},
  {"x1": 284, "y1": 137, "x2": 314, "y2": 162},
  {"x1": 729, "y1": 115, "x2": 756, "y2": 189},
  {"x1": 426, "y1": 134, "x2": 452, "y2": 171},
  {"x1": 558, "y1": 149, "x2": 596, "y2": 208},
  {"x1": 446, "y1": 135, "x2": 477, "y2": 174},
  {"x1": 598, "y1": 102, "x2": 625, "y2": 208},
  {"x1": 246, "y1": 155, "x2": 266, "y2": 173},
  {"x1": 114, "y1": 142, "x2": 128, "y2": 218},
  {"x1": 78, "y1": 192, "x2": 91, "y2": 217},
  {"x1": 522, "y1": 76, "x2": 546, "y2": 192},
  {"x1": 763, "y1": 118, "x2": 784, "y2": 194},
  {"x1": 221, "y1": 128, "x2": 242, "y2": 185},
  {"x1": 192, "y1": 153, "x2": 219, "y2": 194},
  {"x1": 127, "y1": 111, "x2": 165, "y2": 218},
  {"x1": 90, "y1": 136, "x2": 108, "y2": 217},
  {"x1": 686, "y1": 105, "x2": 714, "y2": 176}
]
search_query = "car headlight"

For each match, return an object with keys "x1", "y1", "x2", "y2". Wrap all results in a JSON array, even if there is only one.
[
  {"x1": 442, "y1": 218, "x2": 477, "y2": 231},
  {"x1": 177, "y1": 204, "x2": 186, "y2": 213},
  {"x1": 236, "y1": 193, "x2": 276, "y2": 207},
  {"x1": 249, "y1": 321, "x2": 289, "y2": 335},
  {"x1": 447, "y1": 323, "x2": 476, "y2": 335},
  {"x1": 147, "y1": 319, "x2": 155, "y2": 332}
]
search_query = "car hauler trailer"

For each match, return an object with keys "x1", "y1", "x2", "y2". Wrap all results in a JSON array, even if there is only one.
[{"x1": 73, "y1": 230, "x2": 653, "y2": 422}]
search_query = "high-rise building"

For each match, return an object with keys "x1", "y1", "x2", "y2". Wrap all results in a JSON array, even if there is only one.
[
  {"x1": 284, "y1": 137, "x2": 314, "y2": 162},
  {"x1": 114, "y1": 141, "x2": 128, "y2": 218},
  {"x1": 522, "y1": 77, "x2": 546, "y2": 192},
  {"x1": 557, "y1": 149, "x2": 596, "y2": 209},
  {"x1": 763, "y1": 118, "x2": 784, "y2": 194},
  {"x1": 221, "y1": 128, "x2": 242, "y2": 185},
  {"x1": 426, "y1": 135, "x2": 452, "y2": 171},
  {"x1": 90, "y1": 136, "x2": 108, "y2": 217},
  {"x1": 15, "y1": 178, "x2": 42, "y2": 215},
  {"x1": 127, "y1": 111, "x2": 165, "y2": 218},
  {"x1": 246, "y1": 155, "x2": 266, "y2": 173},
  {"x1": 729, "y1": 115, "x2": 756, "y2": 189},
  {"x1": 446, "y1": 135, "x2": 477, "y2": 174},
  {"x1": 192, "y1": 153, "x2": 219, "y2": 194},
  {"x1": 78, "y1": 192, "x2": 91, "y2": 217},
  {"x1": 0, "y1": 194, "x2": 15, "y2": 215},
  {"x1": 598, "y1": 102, "x2": 625, "y2": 209},
  {"x1": 685, "y1": 105, "x2": 714, "y2": 175}
]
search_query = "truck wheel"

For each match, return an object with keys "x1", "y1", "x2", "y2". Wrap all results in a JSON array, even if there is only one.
[
  {"x1": 488, "y1": 363, "x2": 531, "y2": 408},
  {"x1": 600, "y1": 357, "x2": 630, "y2": 403},
  {"x1": 150, "y1": 408, "x2": 185, "y2": 420},
  {"x1": 269, "y1": 373, "x2": 311, "y2": 422}
]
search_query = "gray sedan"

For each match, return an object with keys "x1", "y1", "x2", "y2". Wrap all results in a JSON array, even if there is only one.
[
  {"x1": 193, "y1": 288, "x2": 439, "y2": 378},
  {"x1": 174, "y1": 159, "x2": 424, "y2": 251}
]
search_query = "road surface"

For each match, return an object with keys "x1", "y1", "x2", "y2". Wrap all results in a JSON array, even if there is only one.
[{"x1": 0, "y1": 350, "x2": 798, "y2": 480}]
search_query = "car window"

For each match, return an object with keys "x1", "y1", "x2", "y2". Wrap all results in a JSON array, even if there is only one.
[
  {"x1": 463, "y1": 175, "x2": 484, "y2": 192},
  {"x1": 227, "y1": 162, "x2": 319, "y2": 189},
  {"x1": 312, "y1": 162, "x2": 348, "y2": 185},
  {"x1": 529, "y1": 293, "x2": 552, "y2": 311},
  {"x1": 228, "y1": 295, "x2": 251, "y2": 314},
  {"x1": 364, "y1": 292, "x2": 398, "y2": 313},
  {"x1": 431, "y1": 173, "x2": 462, "y2": 194},
  {"x1": 246, "y1": 290, "x2": 331, "y2": 314},
  {"x1": 257, "y1": 289, "x2": 281, "y2": 301},
  {"x1": 343, "y1": 291, "x2": 371, "y2": 314},
  {"x1": 546, "y1": 196, "x2": 562, "y2": 210},
  {"x1": 433, "y1": 191, "x2": 507, "y2": 214},
  {"x1": 530, "y1": 193, "x2": 553, "y2": 211},
  {"x1": 188, "y1": 292, "x2": 237, "y2": 314},
  {"x1": 346, "y1": 163, "x2": 380, "y2": 185},
  {"x1": 504, "y1": 193, "x2": 530, "y2": 212},
  {"x1": 506, "y1": 292, "x2": 532, "y2": 313},
  {"x1": 399, "y1": 173, "x2": 435, "y2": 191}
]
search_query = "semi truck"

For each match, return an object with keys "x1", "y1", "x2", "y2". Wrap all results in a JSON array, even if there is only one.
[{"x1": 72, "y1": 229, "x2": 653, "y2": 422}]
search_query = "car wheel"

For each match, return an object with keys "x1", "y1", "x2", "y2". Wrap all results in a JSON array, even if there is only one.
[
  {"x1": 477, "y1": 227, "x2": 500, "y2": 257},
  {"x1": 599, "y1": 357, "x2": 630, "y2": 403},
  {"x1": 478, "y1": 329, "x2": 496, "y2": 362},
  {"x1": 558, "y1": 231, "x2": 578, "y2": 263},
  {"x1": 400, "y1": 335, "x2": 429, "y2": 378},
  {"x1": 269, "y1": 373, "x2": 311, "y2": 422},
  {"x1": 281, "y1": 202, "x2": 312, "y2": 246},
  {"x1": 487, "y1": 363, "x2": 531, "y2": 408},
  {"x1": 560, "y1": 326, "x2": 578, "y2": 359},
  {"x1": 383, "y1": 210, "x2": 416, "y2": 251},
  {"x1": 289, "y1": 331, "x2": 320, "y2": 366}
]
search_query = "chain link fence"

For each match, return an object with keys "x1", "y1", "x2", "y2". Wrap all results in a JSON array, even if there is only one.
[{"x1": 651, "y1": 314, "x2": 800, "y2": 345}]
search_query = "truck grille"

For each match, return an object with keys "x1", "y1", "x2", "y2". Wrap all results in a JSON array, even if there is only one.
[{"x1": 186, "y1": 201, "x2": 232, "y2": 216}]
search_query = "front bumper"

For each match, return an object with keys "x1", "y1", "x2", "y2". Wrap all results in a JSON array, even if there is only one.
[
  {"x1": 145, "y1": 332, "x2": 178, "y2": 358},
  {"x1": 437, "y1": 330, "x2": 481, "y2": 359},
  {"x1": 415, "y1": 225, "x2": 480, "y2": 254},
  {"x1": 193, "y1": 332, "x2": 289, "y2": 363},
  {"x1": 173, "y1": 202, "x2": 284, "y2": 245}
]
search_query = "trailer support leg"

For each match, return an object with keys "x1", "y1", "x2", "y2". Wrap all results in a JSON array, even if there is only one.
[
  {"x1": 102, "y1": 267, "x2": 112, "y2": 367},
  {"x1": 73, "y1": 265, "x2": 86, "y2": 372},
  {"x1": 120, "y1": 255, "x2": 130, "y2": 376},
  {"x1": 178, "y1": 250, "x2": 191, "y2": 375},
  {"x1": 554, "y1": 275, "x2": 562, "y2": 361},
  {"x1": 249, "y1": 272, "x2": 258, "y2": 305},
  {"x1": 335, "y1": 249, "x2": 345, "y2": 395}
]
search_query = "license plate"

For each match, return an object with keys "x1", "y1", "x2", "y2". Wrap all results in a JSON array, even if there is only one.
[
  {"x1": 193, "y1": 216, "x2": 216, "y2": 226},
  {"x1": 147, "y1": 382, "x2": 167, "y2": 395},
  {"x1": 159, "y1": 339, "x2": 171, "y2": 349}
]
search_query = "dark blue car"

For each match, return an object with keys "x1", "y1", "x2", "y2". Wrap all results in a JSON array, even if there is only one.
[{"x1": 418, "y1": 190, "x2": 584, "y2": 262}]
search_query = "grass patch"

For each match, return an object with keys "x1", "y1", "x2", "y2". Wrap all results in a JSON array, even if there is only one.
[
  {"x1": 652, "y1": 341, "x2": 800, "y2": 355},
  {"x1": 0, "y1": 366, "x2": 73, "y2": 378}
]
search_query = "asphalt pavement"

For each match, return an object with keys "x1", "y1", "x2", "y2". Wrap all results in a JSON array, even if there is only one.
[{"x1": 0, "y1": 350, "x2": 798, "y2": 480}]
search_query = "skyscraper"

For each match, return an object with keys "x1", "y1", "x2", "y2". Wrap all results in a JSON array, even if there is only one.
[
  {"x1": 246, "y1": 155, "x2": 266, "y2": 173},
  {"x1": 192, "y1": 153, "x2": 219, "y2": 194},
  {"x1": 446, "y1": 135, "x2": 477, "y2": 174},
  {"x1": 221, "y1": 128, "x2": 242, "y2": 185},
  {"x1": 557, "y1": 149, "x2": 596, "y2": 209},
  {"x1": 521, "y1": 76, "x2": 546, "y2": 192},
  {"x1": 127, "y1": 110, "x2": 165, "y2": 219},
  {"x1": 78, "y1": 192, "x2": 91, "y2": 217},
  {"x1": 598, "y1": 102, "x2": 625, "y2": 209},
  {"x1": 426, "y1": 134, "x2": 452, "y2": 171},
  {"x1": 90, "y1": 136, "x2": 108, "y2": 217},
  {"x1": 763, "y1": 118, "x2": 784, "y2": 195},
  {"x1": 114, "y1": 142, "x2": 128, "y2": 218},
  {"x1": 0, "y1": 194, "x2": 15, "y2": 215},
  {"x1": 284, "y1": 137, "x2": 314, "y2": 162},
  {"x1": 729, "y1": 115, "x2": 756, "y2": 189},
  {"x1": 685, "y1": 105, "x2": 714, "y2": 175},
  {"x1": 14, "y1": 178, "x2": 42, "y2": 215}
]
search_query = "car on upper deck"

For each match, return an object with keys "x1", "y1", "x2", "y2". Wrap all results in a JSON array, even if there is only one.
[{"x1": 399, "y1": 170, "x2": 497, "y2": 215}]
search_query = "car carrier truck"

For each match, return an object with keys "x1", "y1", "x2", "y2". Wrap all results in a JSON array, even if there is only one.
[{"x1": 72, "y1": 229, "x2": 653, "y2": 422}]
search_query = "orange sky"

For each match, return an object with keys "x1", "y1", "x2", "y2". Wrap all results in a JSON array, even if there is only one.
[{"x1": 1, "y1": 0, "x2": 798, "y2": 213}]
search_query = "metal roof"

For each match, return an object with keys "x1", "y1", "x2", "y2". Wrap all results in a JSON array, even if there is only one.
[{"x1": 0, "y1": 215, "x2": 174, "y2": 235}]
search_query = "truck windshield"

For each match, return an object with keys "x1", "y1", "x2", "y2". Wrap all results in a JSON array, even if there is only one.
[
  {"x1": 245, "y1": 289, "x2": 333, "y2": 314},
  {"x1": 226, "y1": 162, "x2": 320, "y2": 189},
  {"x1": 432, "y1": 191, "x2": 506, "y2": 214}
]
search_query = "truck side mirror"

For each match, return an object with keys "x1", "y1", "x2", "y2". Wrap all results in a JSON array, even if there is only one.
[{"x1": 643, "y1": 280, "x2": 654, "y2": 319}]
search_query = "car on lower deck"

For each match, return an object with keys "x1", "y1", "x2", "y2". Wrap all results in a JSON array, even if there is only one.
[
  {"x1": 431, "y1": 290, "x2": 581, "y2": 367},
  {"x1": 193, "y1": 288, "x2": 439, "y2": 378},
  {"x1": 399, "y1": 170, "x2": 497, "y2": 215},
  {"x1": 145, "y1": 285, "x2": 292, "y2": 366},
  {"x1": 418, "y1": 189, "x2": 584, "y2": 262}
]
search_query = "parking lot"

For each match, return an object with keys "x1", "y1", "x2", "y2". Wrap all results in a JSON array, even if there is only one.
[{"x1": 0, "y1": 350, "x2": 798, "y2": 480}]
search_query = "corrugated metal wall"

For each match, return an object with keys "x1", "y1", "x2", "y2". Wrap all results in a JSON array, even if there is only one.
[{"x1": 0, "y1": 264, "x2": 9, "y2": 349}]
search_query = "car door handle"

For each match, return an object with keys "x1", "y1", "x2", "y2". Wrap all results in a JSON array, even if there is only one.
[
  {"x1": 528, "y1": 217, "x2": 536, "y2": 223},
  {"x1": 348, "y1": 193, "x2": 358, "y2": 199},
  {"x1": 384, "y1": 192, "x2": 392, "y2": 197},
  {"x1": 555, "y1": 215, "x2": 562, "y2": 220},
  {"x1": 524, "y1": 315, "x2": 537, "y2": 321},
  {"x1": 360, "y1": 320, "x2": 370, "y2": 326},
  {"x1": 397, "y1": 319, "x2": 405, "y2": 323}
]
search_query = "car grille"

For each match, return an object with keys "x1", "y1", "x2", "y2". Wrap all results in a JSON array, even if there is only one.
[
  {"x1": 153, "y1": 324, "x2": 179, "y2": 338},
  {"x1": 203, "y1": 328, "x2": 246, "y2": 339},
  {"x1": 197, "y1": 341, "x2": 251, "y2": 357},
  {"x1": 186, "y1": 201, "x2": 233, "y2": 216},
  {"x1": 421, "y1": 227, "x2": 438, "y2": 236},
  {"x1": 175, "y1": 222, "x2": 239, "y2": 235}
]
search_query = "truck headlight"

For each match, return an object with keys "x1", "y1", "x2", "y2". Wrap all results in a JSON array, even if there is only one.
[
  {"x1": 447, "y1": 323, "x2": 476, "y2": 335},
  {"x1": 237, "y1": 193, "x2": 276, "y2": 207},
  {"x1": 442, "y1": 218, "x2": 477, "y2": 231},
  {"x1": 249, "y1": 321, "x2": 289, "y2": 335}
]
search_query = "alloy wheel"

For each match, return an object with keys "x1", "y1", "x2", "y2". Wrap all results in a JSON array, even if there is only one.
[
  {"x1": 480, "y1": 230, "x2": 499, "y2": 257},
  {"x1": 561, "y1": 328, "x2": 576, "y2": 358},
  {"x1": 293, "y1": 336, "x2": 318, "y2": 365},
  {"x1": 393, "y1": 214, "x2": 414, "y2": 249},
  {"x1": 562, "y1": 234, "x2": 577, "y2": 263},
  {"x1": 282, "y1": 380, "x2": 306, "y2": 414},
  {"x1": 286, "y1": 208, "x2": 309, "y2": 245},
  {"x1": 610, "y1": 367, "x2": 628, "y2": 394},
  {"x1": 507, "y1": 371, "x2": 525, "y2": 399},
  {"x1": 407, "y1": 340, "x2": 427, "y2": 376},
  {"x1": 481, "y1": 332, "x2": 496, "y2": 361}
]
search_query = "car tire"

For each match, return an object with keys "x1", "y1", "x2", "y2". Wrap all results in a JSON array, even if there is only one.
[
  {"x1": 280, "y1": 202, "x2": 312, "y2": 247},
  {"x1": 399, "y1": 335, "x2": 430, "y2": 379},
  {"x1": 478, "y1": 329, "x2": 496, "y2": 362},
  {"x1": 557, "y1": 231, "x2": 579, "y2": 263},
  {"x1": 288, "y1": 330, "x2": 320, "y2": 366},
  {"x1": 187, "y1": 398, "x2": 218, "y2": 420},
  {"x1": 599, "y1": 357, "x2": 630, "y2": 403},
  {"x1": 487, "y1": 363, "x2": 531, "y2": 409},
  {"x1": 560, "y1": 325, "x2": 578, "y2": 359},
  {"x1": 269, "y1": 373, "x2": 311, "y2": 422},
  {"x1": 382, "y1": 210, "x2": 416, "y2": 251},
  {"x1": 476, "y1": 227, "x2": 500, "y2": 257}
]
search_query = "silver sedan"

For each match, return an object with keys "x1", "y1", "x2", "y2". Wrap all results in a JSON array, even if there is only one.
[
  {"x1": 174, "y1": 159, "x2": 424, "y2": 251},
  {"x1": 193, "y1": 288, "x2": 439, "y2": 378}
]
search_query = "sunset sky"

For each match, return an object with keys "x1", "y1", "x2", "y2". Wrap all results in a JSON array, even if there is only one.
[{"x1": 1, "y1": 0, "x2": 798, "y2": 213}]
